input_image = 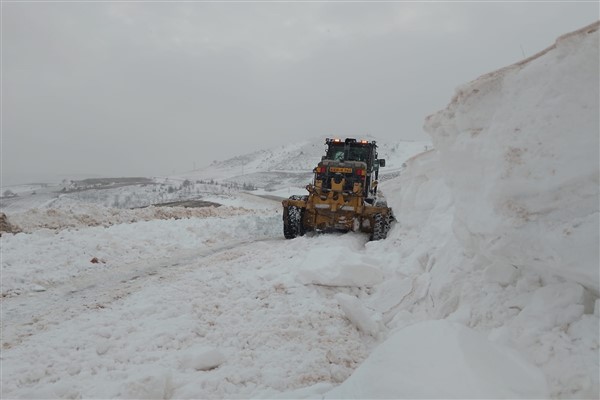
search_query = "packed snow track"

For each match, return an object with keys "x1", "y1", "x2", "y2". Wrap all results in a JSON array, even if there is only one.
[{"x1": 1, "y1": 204, "x2": 378, "y2": 399}]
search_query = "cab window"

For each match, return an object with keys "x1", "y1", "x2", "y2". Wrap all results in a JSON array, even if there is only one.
[{"x1": 347, "y1": 146, "x2": 368, "y2": 162}]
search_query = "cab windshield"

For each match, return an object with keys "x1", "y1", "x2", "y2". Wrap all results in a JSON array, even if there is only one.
[
  {"x1": 347, "y1": 145, "x2": 368, "y2": 162},
  {"x1": 326, "y1": 144, "x2": 369, "y2": 162}
]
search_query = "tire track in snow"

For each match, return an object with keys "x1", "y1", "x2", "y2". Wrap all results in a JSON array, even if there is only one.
[
  {"x1": 2, "y1": 233, "x2": 371, "y2": 399},
  {"x1": 1, "y1": 236, "x2": 280, "y2": 350}
]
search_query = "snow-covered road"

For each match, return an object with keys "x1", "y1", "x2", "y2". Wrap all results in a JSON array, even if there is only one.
[
  {"x1": 1, "y1": 205, "x2": 378, "y2": 398},
  {"x1": 3, "y1": 236, "x2": 275, "y2": 349}
]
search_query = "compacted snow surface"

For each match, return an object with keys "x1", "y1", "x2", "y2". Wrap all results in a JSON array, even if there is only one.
[
  {"x1": 2, "y1": 197, "x2": 377, "y2": 398},
  {"x1": 2, "y1": 23, "x2": 599, "y2": 399}
]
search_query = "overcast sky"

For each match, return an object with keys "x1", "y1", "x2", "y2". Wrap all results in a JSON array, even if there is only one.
[{"x1": 2, "y1": 1, "x2": 598, "y2": 184}]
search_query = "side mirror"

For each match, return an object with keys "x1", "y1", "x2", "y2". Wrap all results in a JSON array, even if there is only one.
[{"x1": 378, "y1": 159, "x2": 386, "y2": 167}]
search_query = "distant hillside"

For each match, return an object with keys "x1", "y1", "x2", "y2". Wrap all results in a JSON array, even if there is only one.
[{"x1": 174, "y1": 136, "x2": 431, "y2": 191}]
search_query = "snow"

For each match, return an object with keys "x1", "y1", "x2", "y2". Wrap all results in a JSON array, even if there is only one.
[
  {"x1": 7, "y1": 200, "x2": 270, "y2": 233},
  {"x1": 296, "y1": 241, "x2": 385, "y2": 287},
  {"x1": 1, "y1": 207, "x2": 280, "y2": 297},
  {"x1": 2, "y1": 234, "x2": 372, "y2": 398},
  {"x1": 1, "y1": 22, "x2": 598, "y2": 399},
  {"x1": 482, "y1": 260, "x2": 518, "y2": 286},
  {"x1": 325, "y1": 320, "x2": 549, "y2": 399},
  {"x1": 335, "y1": 293, "x2": 382, "y2": 338},
  {"x1": 345, "y1": 21, "x2": 599, "y2": 399},
  {"x1": 424, "y1": 22, "x2": 599, "y2": 293},
  {"x1": 173, "y1": 135, "x2": 430, "y2": 191},
  {"x1": 179, "y1": 346, "x2": 226, "y2": 371}
]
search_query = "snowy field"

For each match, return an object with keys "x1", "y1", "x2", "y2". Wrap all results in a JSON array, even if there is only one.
[{"x1": 1, "y1": 23, "x2": 599, "y2": 399}]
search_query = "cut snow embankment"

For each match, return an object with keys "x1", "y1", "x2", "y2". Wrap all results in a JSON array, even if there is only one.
[
  {"x1": 425, "y1": 22, "x2": 599, "y2": 294},
  {"x1": 323, "y1": 22, "x2": 599, "y2": 399}
]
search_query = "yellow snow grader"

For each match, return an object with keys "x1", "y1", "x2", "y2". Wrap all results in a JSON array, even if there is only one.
[{"x1": 282, "y1": 138, "x2": 394, "y2": 241}]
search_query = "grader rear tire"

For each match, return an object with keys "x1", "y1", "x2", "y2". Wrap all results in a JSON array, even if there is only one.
[
  {"x1": 283, "y1": 205, "x2": 305, "y2": 239},
  {"x1": 370, "y1": 213, "x2": 390, "y2": 241}
]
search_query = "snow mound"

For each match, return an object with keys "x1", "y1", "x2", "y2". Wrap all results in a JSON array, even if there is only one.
[
  {"x1": 324, "y1": 320, "x2": 549, "y2": 399},
  {"x1": 348, "y1": 22, "x2": 598, "y2": 399},
  {"x1": 7, "y1": 200, "x2": 264, "y2": 233}
]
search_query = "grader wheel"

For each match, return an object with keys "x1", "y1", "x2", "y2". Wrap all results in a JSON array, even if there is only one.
[
  {"x1": 370, "y1": 213, "x2": 391, "y2": 241},
  {"x1": 283, "y1": 205, "x2": 305, "y2": 239}
]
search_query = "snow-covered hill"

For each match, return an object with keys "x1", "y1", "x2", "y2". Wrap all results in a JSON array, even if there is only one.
[
  {"x1": 1, "y1": 136, "x2": 429, "y2": 213},
  {"x1": 173, "y1": 135, "x2": 430, "y2": 191},
  {"x1": 198, "y1": 135, "x2": 429, "y2": 174}
]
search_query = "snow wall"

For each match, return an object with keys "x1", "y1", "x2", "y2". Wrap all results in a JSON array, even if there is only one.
[
  {"x1": 326, "y1": 22, "x2": 599, "y2": 399},
  {"x1": 424, "y1": 21, "x2": 599, "y2": 294}
]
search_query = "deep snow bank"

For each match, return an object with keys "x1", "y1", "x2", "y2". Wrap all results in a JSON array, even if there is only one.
[
  {"x1": 425, "y1": 22, "x2": 599, "y2": 292},
  {"x1": 326, "y1": 22, "x2": 598, "y2": 399},
  {"x1": 326, "y1": 320, "x2": 548, "y2": 399}
]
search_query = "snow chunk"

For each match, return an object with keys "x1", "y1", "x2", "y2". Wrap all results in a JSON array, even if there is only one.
[
  {"x1": 324, "y1": 320, "x2": 549, "y2": 399},
  {"x1": 30, "y1": 284, "x2": 47, "y2": 292},
  {"x1": 483, "y1": 261, "x2": 518, "y2": 286},
  {"x1": 298, "y1": 264, "x2": 384, "y2": 287},
  {"x1": 335, "y1": 293, "x2": 381, "y2": 337},
  {"x1": 120, "y1": 370, "x2": 175, "y2": 399},
  {"x1": 514, "y1": 282, "x2": 586, "y2": 331},
  {"x1": 180, "y1": 346, "x2": 226, "y2": 371},
  {"x1": 297, "y1": 246, "x2": 384, "y2": 287},
  {"x1": 95, "y1": 341, "x2": 110, "y2": 356}
]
